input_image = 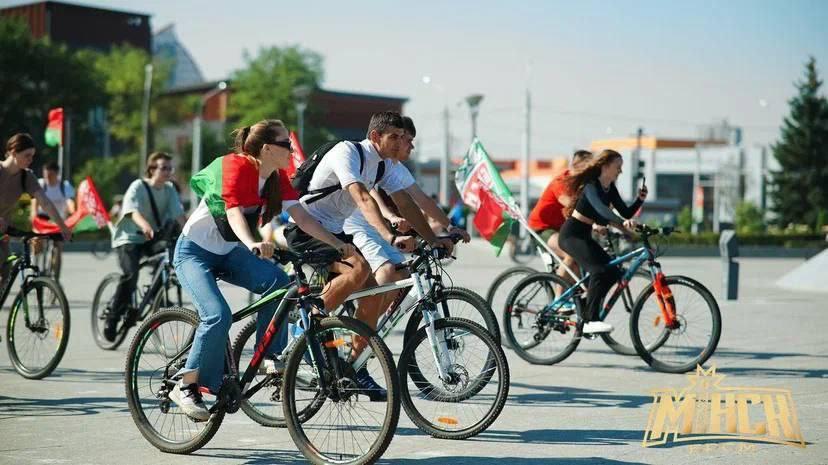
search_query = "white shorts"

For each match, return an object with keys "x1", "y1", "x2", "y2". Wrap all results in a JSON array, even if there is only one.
[{"x1": 343, "y1": 211, "x2": 404, "y2": 272}]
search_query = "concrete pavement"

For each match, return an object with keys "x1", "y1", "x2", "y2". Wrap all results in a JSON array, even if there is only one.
[{"x1": 0, "y1": 241, "x2": 825, "y2": 464}]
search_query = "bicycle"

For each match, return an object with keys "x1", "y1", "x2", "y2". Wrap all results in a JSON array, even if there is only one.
[
  {"x1": 90, "y1": 239, "x2": 185, "y2": 350},
  {"x1": 234, "y1": 234, "x2": 509, "y2": 440},
  {"x1": 124, "y1": 248, "x2": 400, "y2": 465},
  {"x1": 1, "y1": 228, "x2": 70, "y2": 379},
  {"x1": 503, "y1": 225, "x2": 721, "y2": 373},
  {"x1": 489, "y1": 231, "x2": 650, "y2": 354}
]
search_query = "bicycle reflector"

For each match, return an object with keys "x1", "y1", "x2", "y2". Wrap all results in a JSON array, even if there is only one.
[
  {"x1": 436, "y1": 416, "x2": 459, "y2": 425},
  {"x1": 323, "y1": 338, "x2": 346, "y2": 349},
  {"x1": 54, "y1": 322, "x2": 63, "y2": 341}
]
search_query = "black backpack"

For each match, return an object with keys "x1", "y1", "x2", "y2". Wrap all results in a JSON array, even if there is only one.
[{"x1": 291, "y1": 140, "x2": 385, "y2": 205}]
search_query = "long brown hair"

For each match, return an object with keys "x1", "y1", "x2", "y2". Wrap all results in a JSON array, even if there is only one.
[
  {"x1": 564, "y1": 149, "x2": 623, "y2": 217},
  {"x1": 230, "y1": 119, "x2": 288, "y2": 224}
]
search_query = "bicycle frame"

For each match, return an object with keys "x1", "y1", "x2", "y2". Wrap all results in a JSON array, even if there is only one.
[
  {"x1": 0, "y1": 243, "x2": 45, "y2": 327},
  {"x1": 543, "y1": 240, "x2": 678, "y2": 328}
]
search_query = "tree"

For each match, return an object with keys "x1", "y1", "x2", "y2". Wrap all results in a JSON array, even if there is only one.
[
  {"x1": 227, "y1": 45, "x2": 332, "y2": 149},
  {"x1": 769, "y1": 57, "x2": 828, "y2": 229},
  {"x1": 86, "y1": 45, "x2": 171, "y2": 155},
  {"x1": 0, "y1": 17, "x2": 102, "y2": 157}
]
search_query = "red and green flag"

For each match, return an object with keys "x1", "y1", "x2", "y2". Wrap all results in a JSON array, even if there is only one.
[
  {"x1": 33, "y1": 177, "x2": 111, "y2": 233},
  {"x1": 286, "y1": 131, "x2": 306, "y2": 178},
  {"x1": 455, "y1": 138, "x2": 520, "y2": 255},
  {"x1": 45, "y1": 108, "x2": 63, "y2": 147}
]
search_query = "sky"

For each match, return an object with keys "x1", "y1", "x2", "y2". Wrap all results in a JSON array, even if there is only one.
[{"x1": 4, "y1": 0, "x2": 828, "y2": 160}]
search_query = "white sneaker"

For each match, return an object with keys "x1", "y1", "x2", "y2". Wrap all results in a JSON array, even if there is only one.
[
  {"x1": 169, "y1": 382, "x2": 211, "y2": 422},
  {"x1": 260, "y1": 358, "x2": 285, "y2": 376},
  {"x1": 583, "y1": 321, "x2": 614, "y2": 334}
]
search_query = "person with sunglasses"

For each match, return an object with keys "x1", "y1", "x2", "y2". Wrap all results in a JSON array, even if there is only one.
[
  {"x1": 170, "y1": 119, "x2": 354, "y2": 421},
  {"x1": 104, "y1": 152, "x2": 187, "y2": 341}
]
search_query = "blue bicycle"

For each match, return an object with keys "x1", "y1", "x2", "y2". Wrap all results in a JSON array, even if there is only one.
[{"x1": 503, "y1": 225, "x2": 721, "y2": 373}]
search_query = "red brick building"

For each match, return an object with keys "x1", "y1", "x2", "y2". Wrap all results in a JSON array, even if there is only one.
[{"x1": 0, "y1": 1, "x2": 151, "y2": 52}]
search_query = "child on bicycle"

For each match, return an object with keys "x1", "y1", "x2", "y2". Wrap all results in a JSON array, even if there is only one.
[{"x1": 171, "y1": 119, "x2": 354, "y2": 421}]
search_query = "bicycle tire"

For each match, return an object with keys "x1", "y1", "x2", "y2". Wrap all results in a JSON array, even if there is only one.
[
  {"x1": 282, "y1": 316, "x2": 400, "y2": 465},
  {"x1": 399, "y1": 317, "x2": 509, "y2": 440},
  {"x1": 630, "y1": 275, "x2": 722, "y2": 373},
  {"x1": 599, "y1": 268, "x2": 652, "y2": 356},
  {"x1": 124, "y1": 306, "x2": 225, "y2": 454},
  {"x1": 502, "y1": 272, "x2": 582, "y2": 365},
  {"x1": 6, "y1": 276, "x2": 70, "y2": 379},
  {"x1": 510, "y1": 235, "x2": 537, "y2": 265},
  {"x1": 90, "y1": 273, "x2": 129, "y2": 350},
  {"x1": 403, "y1": 287, "x2": 500, "y2": 348},
  {"x1": 485, "y1": 266, "x2": 536, "y2": 348}
]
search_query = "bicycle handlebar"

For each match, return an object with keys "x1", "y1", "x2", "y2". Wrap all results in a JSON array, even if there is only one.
[{"x1": 634, "y1": 224, "x2": 675, "y2": 237}]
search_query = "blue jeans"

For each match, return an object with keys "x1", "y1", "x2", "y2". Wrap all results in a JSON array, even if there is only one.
[{"x1": 173, "y1": 236, "x2": 290, "y2": 392}]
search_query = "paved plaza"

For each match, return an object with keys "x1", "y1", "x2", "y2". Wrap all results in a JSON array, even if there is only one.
[{"x1": 0, "y1": 241, "x2": 825, "y2": 465}]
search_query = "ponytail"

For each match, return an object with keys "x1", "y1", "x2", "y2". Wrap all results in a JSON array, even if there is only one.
[{"x1": 232, "y1": 126, "x2": 252, "y2": 154}]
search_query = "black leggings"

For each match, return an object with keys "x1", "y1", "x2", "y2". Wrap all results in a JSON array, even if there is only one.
[{"x1": 558, "y1": 218, "x2": 621, "y2": 322}]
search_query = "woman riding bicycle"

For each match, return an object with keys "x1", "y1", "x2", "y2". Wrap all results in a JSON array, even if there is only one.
[
  {"x1": 171, "y1": 119, "x2": 355, "y2": 421},
  {"x1": 1, "y1": 133, "x2": 72, "y2": 291},
  {"x1": 559, "y1": 149, "x2": 647, "y2": 335}
]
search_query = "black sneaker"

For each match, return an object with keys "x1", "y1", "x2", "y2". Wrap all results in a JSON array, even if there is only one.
[
  {"x1": 355, "y1": 367, "x2": 387, "y2": 402},
  {"x1": 103, "y1": 312, "x2": 119, "y2": 342}
]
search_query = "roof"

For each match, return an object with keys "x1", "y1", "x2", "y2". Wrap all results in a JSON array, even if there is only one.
[
  {"x1": 590, "y1": 136, "x2": 728, "y2": 151},
  {"x1": 0, "y1": 1, "x2": 150, "y2": 17},
  {"x1": 316, "y1": 88, "x2": 408, "y2": 104}
]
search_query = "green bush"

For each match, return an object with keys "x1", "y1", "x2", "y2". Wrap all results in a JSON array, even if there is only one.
[
  {"x1": 734, "y1": 201, "x2": 765, "y2": 234},
  {"x1": 665, "y1": 231, "x2": 825, "y2": 248},
  {"x1": 677, "y1": 206, "x2": 693, "y2": 233}
]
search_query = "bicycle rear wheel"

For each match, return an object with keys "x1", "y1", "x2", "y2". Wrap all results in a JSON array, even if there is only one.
[
  {"x1": 502, "y1": 273, "x2": 582, "y2": 365},
  {"x1": 630, "y1": 275, "x2": 722, "y2": 373},
  {"x1": 124, "y1": 307, "x2": 224, "y2": 454},
  {"x1": 485, "y1": 266, "x2": 536, "y2": 348},
  {"x1": 282, "y1": 316, "x2": 399, "y2": 465},
  {"x1": 6, "y1": 277, "x2": 70, "y2": 379},
  {"x1": 399, "y1": 317, "x2": 509, "y2": 439},
  {"x1": 90, "y1": 273, "x2": 130, "y2": 350}
]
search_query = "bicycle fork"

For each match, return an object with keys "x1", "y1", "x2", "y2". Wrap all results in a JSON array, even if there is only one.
[
  {"x1": 649, "y1": 263, "x2": 678, "y2": 328},
  {"x1": 422, "y1": 305, "x2": 455, "y2": 382}
]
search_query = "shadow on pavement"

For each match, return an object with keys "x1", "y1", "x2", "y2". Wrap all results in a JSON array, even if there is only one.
[
  {"x1": 0, "y1": 394, "x2": 129, "y2": 418},
  {"x1": 0, "y1": 366, "x2": 125, "y2": 384},
  {"x1": 395, "y1": 426, "x2": 642, "y2": 446},
  {"x1": 379, "y1": 455, "x2": 648, "y2": 464},
  {"x1": 195, "y1": 448, "x2": 307, "y2": 464},
  {"x1": 505, "y1": 382, "x2": 650, "y2": 408},
  {"x1": 560, "y1": 363, "x2": 828, "y2": 379}
]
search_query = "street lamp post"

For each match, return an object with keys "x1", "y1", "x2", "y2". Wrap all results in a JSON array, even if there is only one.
[
  {"x1": 140, "y1": 63, "x2": 153, "y2": 177},
  {"x1": 190, "y1": 81, "x2": 227, "y2": 212},
  {"x1": 465, "y1": 94, "x2": 484, "y2": 142},
  {"x1": 293, "y1": 84, "x2": 312, "y2": 148}
]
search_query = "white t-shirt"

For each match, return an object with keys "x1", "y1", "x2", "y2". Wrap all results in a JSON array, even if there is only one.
[
  {"x1": 343, "y1": 162, "x2": 416, "y2": 234},
  {"x1": 38, "y1": 179, "x2": 75, "y2": 219},
  {"x1": 183, "y1": 176, "x2": 301, "y2": 255},
  {"x1": 298, "y1": 140, "x2": 410, "y2": 233}
]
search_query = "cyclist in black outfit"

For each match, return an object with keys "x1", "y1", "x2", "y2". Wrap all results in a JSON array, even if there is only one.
[{"x1": 558, "y1": 149, "x2": 648, "y2": 335}]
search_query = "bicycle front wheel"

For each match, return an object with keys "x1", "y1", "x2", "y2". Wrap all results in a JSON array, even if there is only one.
[
  {"x1": 404, "y1": 287, "x2": 500, "y2": 347},
  {"x1": 124, "y1": 307, "x2": 224, "y2": 454},
  {"x1": 282, "y1": 316, "x2": 399, "y2": 465},
  {"x1": 399, "y1": 317, "x2": 509, "y2": 439},
  {"x1": 6, "y1": 277, "x2": 70, "y2": 379},
  {"x1": 90, "y1": 273, "x2": 130, "y2": 350},
  {"x1": 630, "y1": 275, "x2": 722, "y2": 373}
]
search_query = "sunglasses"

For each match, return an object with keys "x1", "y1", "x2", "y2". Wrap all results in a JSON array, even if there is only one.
[{"x1": 269, "y1": 140, "x2": 292, "y2": 151}]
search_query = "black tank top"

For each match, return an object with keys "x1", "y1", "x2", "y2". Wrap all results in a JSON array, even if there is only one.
[{"x1": 573, "y1": 179, "x2": 643, "y2": 226}]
